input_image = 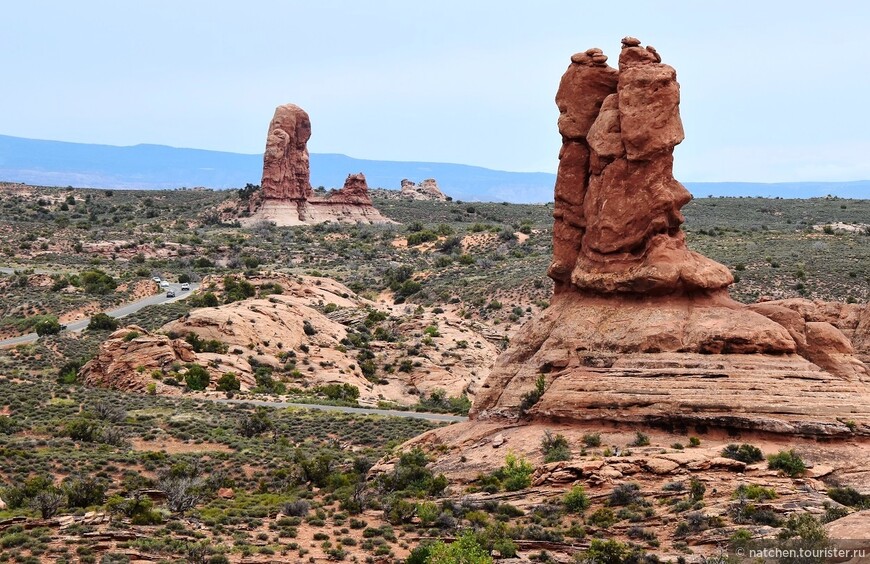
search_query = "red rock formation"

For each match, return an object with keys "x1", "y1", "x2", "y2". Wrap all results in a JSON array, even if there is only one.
[
  {"x1": 551, "y1": 38, "x2": 731, "y2": 296},
  {"x1": 78, "y1": 326, "x2": 194, "y2": 395},
  {"x1": 248, "y1": 105, "x2": 392, "y2": 226},
  {"x1": 333, "y1": 173, "x2": 373, "y2": 206},
  {"x1": 261, "y1": 104, "x2": 312, "y2": 201},
  {"x1": 468, "y1": 38, "x2": 870, "y2": 437}
]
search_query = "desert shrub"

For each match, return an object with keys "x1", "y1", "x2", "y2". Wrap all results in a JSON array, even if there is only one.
[
  {"x1": 282, "y1": 500, "x2": 310, "y2": 517},
  {"x1": 734, "y1": 484, "x2": 776, "y2": 501},
  {"x1": 303, "y1": 320, "x2": 317, "y2": 336},
  {"x1": 497, "y1": 452, "x2": 534, "y2": 492},
  {"x1": 721, "y1": 443, "x2": 764, "y2": 463},
  {"x1": 379, "y1": 447, "x2": 446, "y2": 496},
  {"x1": 519, "y1": 374, "x2": 547, "y2": 415},
  {"x1": 689, "y1": 477, "x2": 706, "y2": 501},
  {"x1": 57, "y1": 359, "x2": 85, "y2": 384},
  {"x1": 215, "y1": 372, "x2": 241, "y2": 392},
  {"x1": 629, "y1": 431, "x2": 650, "y2": 447},
  {"x1": 87, "y1": 312, "x2": 118, "y2": 331},
  {"x1": 237, "y1": 408, "x2": 273, "y2": 437},
  {"x1": 582, "y1": 432, "x2": 602, "y2": 447},
  {"x1": 768, "y1": 450, "x2": 806, "y2": 477},
  {"x1": 30, "y1": 489, "x2": 65, "y2": 518},
  {"x1": 1, "y1": 475, "x2": 56, "y2": 509},
  {"x1": 183, "y1": 363, "x2": 210, "y2": 390},
  {"x1": 34, "y1": 316, "x2": 62, "y2": 336},
  {"x1": 64, "y1": 476, "x2": 107, "y2": 508},
  {"x1": 541, "y1": 430, "x2": 571, "y2": 462},
  {"x1": 421, "y1": 530, "x2": 492, "y2": 564},
  {"x1": 185, "y1": 333, "x2": 228, "y2": 354},
  {"x1": 222, "y1": 276, "x2": 256, "y2": 303},
  {"x1": 159, "y1": 475, "x2": 204, "y2": 515},
  {"x1": 609, "y1": 483, "x2": 643, "y2": 506},
  {"x1": 827, "y1": 486, "x2": 870, "y2": 508},
  {"x1": 406, "y1": 230, "x2": 439, "y2": 246},
  {"x1": 581, "y1": 539, "x2": 629, "y2": 564},
  {"x1": 563, "y1": 485, "x2": 590, "y2": 513},
  {"x1": 64, "y1": 417, "x2": 101, "y2": 442},
  {"x1": 80, "y1": 269, "x2": 117, "y2": 294},
  {"x1": 315, "y1": 383, "x2": 359, "y2": 403}
]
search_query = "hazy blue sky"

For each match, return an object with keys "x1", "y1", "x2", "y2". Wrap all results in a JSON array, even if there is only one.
[{"x1": 2, "y1": 1, "x2": 869, "y2": 182}]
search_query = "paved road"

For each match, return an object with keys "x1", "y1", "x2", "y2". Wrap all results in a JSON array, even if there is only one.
[
  {"x1": 0, "y1": 275, "x2": 200, "y2": 348},
  {"x1": 214, "y1": 397, "x2": 468, "y2": 422}
]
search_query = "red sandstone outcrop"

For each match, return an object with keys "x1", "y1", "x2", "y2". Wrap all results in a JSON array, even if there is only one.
[
  {"x1": 400, "y1": 178, "x2": 448, "y2": 201},
  {"x1": 463, "y1": 38, "x2": 869, "y2": 437},
  {"x1": 261, "y1": 104, "x2": 313, "y2": 201},
  {"x1": 79, "y1": 326, "x2": 194, "y2": 395},
  {"x1": 82, "y1": 275, "x2": 495, "y2": 406},
  {"x1": 246, "y1": 105, "x2": 392, "y2": 226},
  {"x1": 551, "y1": 38, "x2": 732, "y2": 295}
]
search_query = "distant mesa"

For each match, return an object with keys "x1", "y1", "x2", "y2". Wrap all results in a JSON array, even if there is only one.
[{"x1": 243, "y1": 103, "x2": 392, "y2": 226}]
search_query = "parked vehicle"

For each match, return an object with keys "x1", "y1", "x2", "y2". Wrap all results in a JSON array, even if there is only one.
[{"x1": 152, "y1": 276, "x2": 161, "y2": 283}]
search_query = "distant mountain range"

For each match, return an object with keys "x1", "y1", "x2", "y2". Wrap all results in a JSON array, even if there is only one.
[{"x1": 1, "y1": 134, "x2": 868, "y2": 202}]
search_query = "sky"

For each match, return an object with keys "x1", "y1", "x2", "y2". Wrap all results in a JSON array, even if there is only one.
[{"x1": 2, "y1": 1, "x2": 869, "y2": 182}]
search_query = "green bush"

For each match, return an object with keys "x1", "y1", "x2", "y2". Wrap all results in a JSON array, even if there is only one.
[
  {"x1": 767, "y1": 449, "x2": 806, "y2": 477},
  {"x1": 223, "y1": 276, "x2": 255, "y2": 303},
  {"x1": 87, "y1": 312, "x2": 119, "y2": 331},
  {"x1": 421, "y1": 530, "x2": 493, "y2": 564},
  {"x1": 315, "y1": 383, "x2": 359, "y2": 403},
  {"x1": 184, "y1": 364, "x2": 210, "y2": 391},
  {"x1": 583, "y1": 539, "x2": 629, "y2": 564},
  {"x1": 541, "y1": 430, "x2": 571, "y2": 462},
  {"x1": 721, "y1": 443, "x2": 764, "y2": 463},
  {"x1": 563, "y1": 485, "x2": 590, "y2": 513},
  {"x1": 80, "y1": 269, "x2": 118, "y2": 294},
  {"x1": 498, "y1": 453, "x2": 534, "y2": 492},
  {"x1": 827, "y1": 486, "x2": 870, "y2": 508},
  {"x1": 215, "y1": 372, "x2": 241, "y2": 392},
  {"x1": 582, "y1": 432, "x2": 602, "y2": 447},
  {"x1": 519, "y1": 374, "x2": 547, "y2": 415},
  {"x1": 34, "y1": 316, "x2": 62, "y2": 336}
]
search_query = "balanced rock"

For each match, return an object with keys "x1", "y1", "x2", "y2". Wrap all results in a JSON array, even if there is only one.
[{"x1": 465, "y1": 39, "x2": 870, "y2": 437}]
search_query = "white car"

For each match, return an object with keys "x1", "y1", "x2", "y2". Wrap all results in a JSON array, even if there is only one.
[
  {"x1": 152, "y1": 277, "x2": 161, "y2": 283},
  {"x1": 159, "y1": 281, "x2": 170, "y2": 289},
  {"x1": 180, "y1": 282, "x2": 190, "y2": 291}
]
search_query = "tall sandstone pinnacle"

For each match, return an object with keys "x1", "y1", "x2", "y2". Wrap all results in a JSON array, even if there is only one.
[
  {"x1": 261, "y1": 104, "x2": 313, "y2": 201},
  {"x1": 469, "y1": 38, "x2": 870, "y2": 437},
  {"x1": 247, "y1": 103, "x2": 392, "y2": 226},
  {"x1": 550, "y1": 38, "x2": 732, "y2": 295}
]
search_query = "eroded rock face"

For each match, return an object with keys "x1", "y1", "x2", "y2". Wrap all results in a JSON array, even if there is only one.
[
  {"x1": 468, "y1": 38, "x2": 870, "y2": 436},
  {"x1": 335, "y1": 173, "x2": 374, "y2": 205},
  {"x1": 79, "y1": 326, "x2": 194, "y2": 395},
  {"x1": 400, "y1": 178, "x2": 448, "y2": 201},
  {"x1": 551, "y1": 38, "x2": 731, "y2": 296},
  {"x1": 261, "y1": 104, "x2": 313, "y2": 201},
  {"x1": 249, "y1": 105, "x2": 392, "y2": 226}
]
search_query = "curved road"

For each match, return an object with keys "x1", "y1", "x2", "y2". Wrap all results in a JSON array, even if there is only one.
[{"x1": 0, "y1": 268, "x2": 199, "y2": 348}]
